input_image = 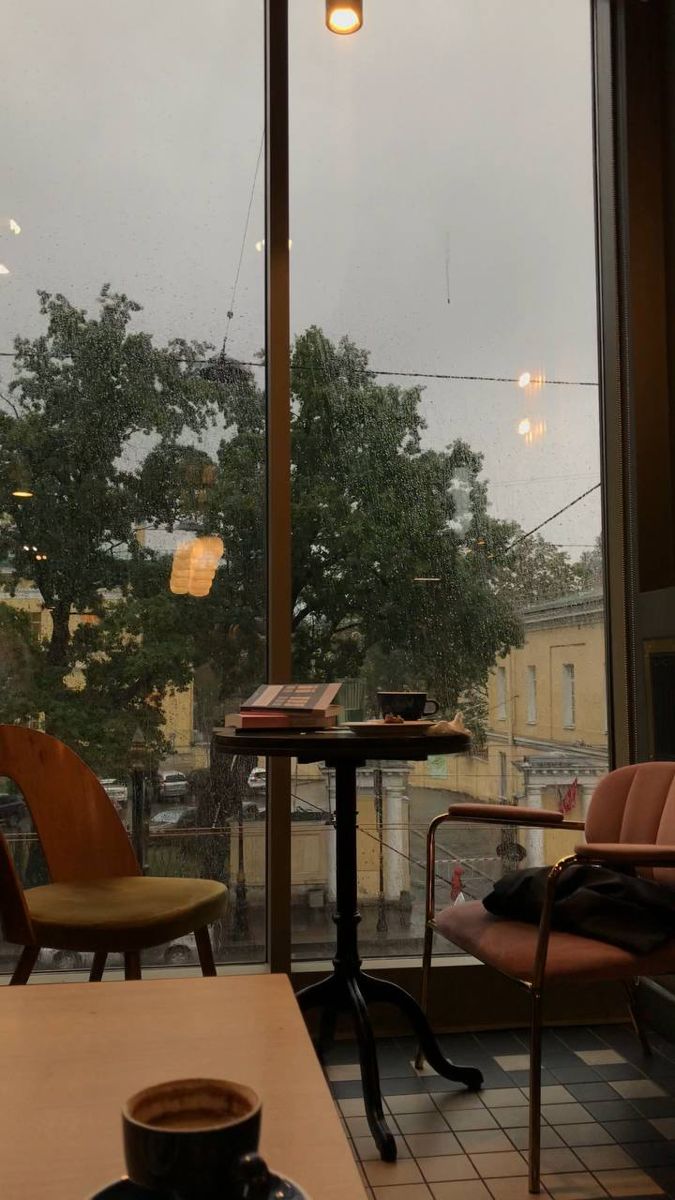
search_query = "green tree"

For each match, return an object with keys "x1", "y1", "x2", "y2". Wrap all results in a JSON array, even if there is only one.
[
  {"x1": 196, "y1": 327, "x2": 524, "y2": 715},
  {"x1": 0, "y1": 286, "x2": 225, "y2": 768}
]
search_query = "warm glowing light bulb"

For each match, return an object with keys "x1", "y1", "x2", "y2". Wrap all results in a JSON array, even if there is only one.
[
  {"x1": 518, "y1": 372, "x2": 531, "y2": 389},
  {"x1": 326, "y1": 1, "x2": 363, "y2": 34},
  {"x1": 518, "y1": 418, "x2": 531, "y2": 436},
  {"x1": 11, "y1": 488, "x2": 33, "y2": 498}
]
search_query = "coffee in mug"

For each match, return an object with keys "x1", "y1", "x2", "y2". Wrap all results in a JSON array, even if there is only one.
[{"x1": 122, "y1": 1077, "x2": 269, "y2": 1199}]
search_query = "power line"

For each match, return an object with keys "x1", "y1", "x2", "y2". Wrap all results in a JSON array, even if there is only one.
[
  {"x1": 506, "y1": 483, "x2": 601, "y2": 550},
  {"x1": 0, "y1": 346, "x2": 598, "y2": 389},
  {"x1": 221, "y1": 131, "x2": 264, "y2": 354}
]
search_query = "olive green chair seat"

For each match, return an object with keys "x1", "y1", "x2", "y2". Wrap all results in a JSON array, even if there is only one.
[
  {"x1": 0, "y1": 725, "x2": 229, "y2": 984},
  {"x1": 25, "y1": 876, "x2": 227, "y2": 952}
]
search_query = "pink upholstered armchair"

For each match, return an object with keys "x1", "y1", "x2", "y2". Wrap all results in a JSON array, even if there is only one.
[{"x1": 417, "y1": 762, "x2": 675, "y2": 1194}]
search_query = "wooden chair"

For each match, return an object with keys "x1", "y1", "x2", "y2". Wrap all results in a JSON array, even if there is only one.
[
  {"x1": 417, "y1": 762, "x2": 675, "y2": 1194},
  {"x1": 0, "y1": 725, "x2": 228, "y2": 984}
]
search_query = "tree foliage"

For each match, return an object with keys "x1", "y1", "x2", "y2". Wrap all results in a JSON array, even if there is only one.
[{"x1": 0, "y1": 291, "x2": 599, "y2": 768}]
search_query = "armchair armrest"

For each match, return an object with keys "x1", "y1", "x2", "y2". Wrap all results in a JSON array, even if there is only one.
[
  {"x1": 447, "y1": 803, "x2": 580, "y2": 828},
  {"x1": 575, "y1": 842, "x2": 675, "y2": 867}
]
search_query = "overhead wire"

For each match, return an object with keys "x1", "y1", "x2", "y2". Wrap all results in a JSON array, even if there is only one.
[{"x1": 221, "y1": 130, "x2": 264, "y2": 354}]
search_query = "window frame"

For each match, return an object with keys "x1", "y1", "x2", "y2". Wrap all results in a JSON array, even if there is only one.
[{"x1": 526, "y1": 665, "x2": 537, "y2": 725}]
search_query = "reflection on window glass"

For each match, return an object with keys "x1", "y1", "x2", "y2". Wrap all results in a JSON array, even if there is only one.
[
  {"x1": 0, "y1": 1, "x2": 267, "y2": 971},
  {"x1": 289, "y1": 0, "x2": 605, "y2": 960}
]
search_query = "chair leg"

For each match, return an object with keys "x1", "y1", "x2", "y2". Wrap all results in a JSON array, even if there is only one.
[
  {"x1": 195, "y1": 926, "x2": 217, "y2": 977},
  {"x1": 414, "y1": 921, "x2": 434, "y2": 1070},
  {"x1": 89, "y1": 952, "x2": 107, "y2": 982},
  {"x1": 9, "y1": 945, "x2": 39, "y2": 985},
  {"x1": 124, "y1": 952, "x2": 142, "y2": 981},
  {"x1": 528, "y1": 987, "x2": 543, "y2": 1194},
  {"x1": 624, "y1": 979, "x2": 652, "y2": 1057}
]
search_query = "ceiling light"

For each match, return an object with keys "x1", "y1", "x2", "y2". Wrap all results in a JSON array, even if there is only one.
[
  {"x1": 326, "y1": 1, "x2": 363, "y2": 35},
  {"x1": 9, "y1": 219, "x2": 20, "y2": 235},
  {"x1": 518, "y1": 418, "x2": 531, "y2": 436},
  {"x1": 0, "y1": 264, "x2": 10, "y2": 276},
  {"x1": 518, "y1": 372, "x2": 531, "y2": 389},
  {"x1": 11, "y1": 488, "x2": 33, "y2": 498}
]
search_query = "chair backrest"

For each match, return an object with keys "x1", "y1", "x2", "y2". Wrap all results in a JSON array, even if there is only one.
[
  {"x1": 0, "y1": 725, "x2": 140, "y2": 884},
  {"x1": 586, "y1": 761, "x2": 675, "y2": 886}
]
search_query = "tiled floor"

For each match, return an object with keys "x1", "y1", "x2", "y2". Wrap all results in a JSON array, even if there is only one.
[{"x1": 323, "y1": 1024, "x2": 675, "y2": 1200}]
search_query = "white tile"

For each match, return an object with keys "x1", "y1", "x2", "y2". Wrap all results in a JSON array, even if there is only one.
[
  {"x1": 353, "y1": 1134, "x2": 411, "y2": 1161},
  {"x1": 494, "y1": 1055, "x2": 531, "y2": 1072},
  {"x1": 469, "y1": 1151, "x2": 528, "y2": 1178},
  {"x1": 364, "y1": 1157, "x2": 424, "y2": 1187},
  {"x1": 443, "y1": 1108, "x2": 499, "y2": 1132},
  {"x1": 387, "y1": 1094, "x2": 438, "y2": 1115},
  {"x1": 541, "y1": 1171, "x2": 607, "y2": 1200},
  {"x1": 339, "y1": 1098, "x2": 366, "y2": 1117},
  {"x1": 419, "y1": 1154, "x2": 479, "y2": 1182},
  {"x1": 481, "y1": 1089, "x2": 528, "y2": 1108},
  {"x1": 650, "y1": 1117, "x2": 675, "y2": 1138},
  {"x1": 575, "y1": 1050, "x2": 626, "y2": 1066},
  {"x1": 541, "y1": 1104, "x2": 591, "y2": 1126},
  {"x1": 609, "y1": 1079, "x2": 666, "y2": 1099},
  {"x1": 574, "y1": 1146, "x2": 635, "y2": 1171},
  {"x1": 326, "y1": 1063, "x2": 361, "y2": 1081},
  {"x1": 594, "y1": 1169, "x2": 663, "y2": 1197},
  {"x1": 433, "y1": 1091, "x2": 485, "y2": 1112}
]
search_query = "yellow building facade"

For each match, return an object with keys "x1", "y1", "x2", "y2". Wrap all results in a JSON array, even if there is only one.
[{"x1": 410, "y1": 590, "x2": 608, "y2": 864}]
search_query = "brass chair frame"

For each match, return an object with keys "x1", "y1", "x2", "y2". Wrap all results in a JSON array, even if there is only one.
[{"x1": 416, "y1": 807, "x2": 663, "y2": 1194}]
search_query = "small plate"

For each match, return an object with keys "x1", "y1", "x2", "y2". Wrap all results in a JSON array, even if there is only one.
[
  {"x1": 90, "y1": 1172, "x2": 309, "y2": 1199},
  {"x1": 346, "y1": 720, "x2": 435, "y2": 737}
]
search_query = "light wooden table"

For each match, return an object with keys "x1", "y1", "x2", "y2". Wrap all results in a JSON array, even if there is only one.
[{"x1": 0, "y1": 974, "x2": 368, "y2": 1200}]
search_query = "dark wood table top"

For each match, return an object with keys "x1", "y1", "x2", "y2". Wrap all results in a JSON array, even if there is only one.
[{"x1": 213, "y1": 725, "x2": 470, "y2": 763}]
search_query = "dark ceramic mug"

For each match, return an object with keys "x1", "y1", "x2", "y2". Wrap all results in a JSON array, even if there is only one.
[
  {"x1": 122, "y1": 1077, "x2": 270, "y2": 1199},
  {"x1": 377, "y1": 691, "x2": 439, "y2": 720}
]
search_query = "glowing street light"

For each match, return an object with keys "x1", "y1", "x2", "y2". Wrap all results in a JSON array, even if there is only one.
[
  {"x1": 518, "y1": 418, "x2": 531, "y2": 436},
  {"x1": 518, "y1": 372, "x2": 531, "y2": 389},
  {"x1": 326, "y1": 0, "x2": 363, "y2": 34}
]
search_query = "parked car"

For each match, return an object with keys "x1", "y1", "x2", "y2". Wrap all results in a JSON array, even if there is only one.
[
  {"x1": 99, "y1": 778, "x2": 128, "y2": 810},
  {"x1": 150, "y1": 806, "x2": 195, "y2": 831},
  {"x1": 247, "y1": 766, "x2": 266, "y2": 791},
  {"x1": 156, "y1": 935, "x2": 198, "y2": 966},
  {"x1": 158, "y1": 770, "x2": 189, "y2": 801}
]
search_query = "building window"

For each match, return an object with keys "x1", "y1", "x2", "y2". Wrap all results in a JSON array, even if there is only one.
[
  {"x1": 496, "y1": 666, "x2": 507, "y2": 721},
  {"x1": 527, "y1": 665, "x2": 537, "y2": 724},
  {"x1": 499, "y1": 752, "x2": 508, "y2": 801},
  {"x1": 563, "y1": 663, "x2": 576, "y2": 728}
]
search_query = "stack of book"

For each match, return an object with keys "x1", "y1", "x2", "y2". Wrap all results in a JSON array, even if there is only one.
[{"x1": 226, "y1": 683, "x2": 342, "y2": 732}]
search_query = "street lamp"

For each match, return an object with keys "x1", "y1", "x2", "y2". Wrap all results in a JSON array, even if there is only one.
[{"x1": 326, "y1": 0, "x2": 363, "y2": 35}]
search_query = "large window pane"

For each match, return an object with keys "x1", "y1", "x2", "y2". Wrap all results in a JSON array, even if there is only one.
[
  {"x1": 0, "y1": 1, "x2": 266, "y2": 971},
  {"x1": 289, "y1": 0, "x2": 604, "y2": 960}
]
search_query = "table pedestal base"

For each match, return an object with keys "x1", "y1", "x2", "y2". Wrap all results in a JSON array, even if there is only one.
[{"x1": 297, "y1": 968, "x2": 483, "y2": 1161}]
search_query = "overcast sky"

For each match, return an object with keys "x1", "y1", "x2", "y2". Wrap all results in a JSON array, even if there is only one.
[{"x1": 1, "y1": 0, "x2": 600, "y2": 557}]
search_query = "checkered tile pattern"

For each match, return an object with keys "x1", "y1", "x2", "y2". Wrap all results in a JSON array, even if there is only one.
[{"x1": 324, "y1": 1025, "x2": 675, "y2": 1200}]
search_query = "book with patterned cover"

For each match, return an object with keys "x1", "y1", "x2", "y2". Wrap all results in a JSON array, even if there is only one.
[{"x1": 241, "y1": 682, "x2": 342, "y2": 714}]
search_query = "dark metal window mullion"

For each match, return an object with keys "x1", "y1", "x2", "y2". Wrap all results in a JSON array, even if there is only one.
[{"x1": 264, "y1": 0, "x2": 293, "y2": 973}]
